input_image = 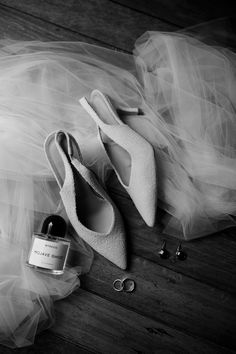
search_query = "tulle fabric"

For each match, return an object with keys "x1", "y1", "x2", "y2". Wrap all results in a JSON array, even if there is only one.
[
  {"x1": 132, "y1": 30, "x2": 236, "y2": 238},
  {"x1": 0, "y1": 22, "x2": 236, "y2": 347}
]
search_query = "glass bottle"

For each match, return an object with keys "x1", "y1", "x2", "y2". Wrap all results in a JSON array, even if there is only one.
[{"x1": 27, "y1": 215, "x2": 70, "y2": 275}]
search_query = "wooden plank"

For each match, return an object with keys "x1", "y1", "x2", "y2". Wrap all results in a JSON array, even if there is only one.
[
  {"x1": 80, "y1": 253, "x2": 236, "y2": 350},
  {"x1": 51, "y1": 289, "x2": 233, "y2": 354},
  {"x1": 0, "y1": 0, "x2": 178, "y2": 52},
  {"x1": 107, "y1": 176, "x2": 236, "y2": 294},
  {"x1": 0, "y1": 4, "x2": 105, "y2": 45},
  {"x1": 0, "y1": 331, "x2": 94, "y2": 353},
  {"x1": 110, "y1": 0, "x2": 234, "y2": 27}
]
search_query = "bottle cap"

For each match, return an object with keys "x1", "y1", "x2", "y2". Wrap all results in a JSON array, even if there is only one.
[{"x1": 41, "y1": 215, "x2": 67, "y2": 237}]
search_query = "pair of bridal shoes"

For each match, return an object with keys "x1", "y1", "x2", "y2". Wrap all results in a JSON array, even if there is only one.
[{"x1": 44, "y1": 90, "x2": 157, "y2": 269}]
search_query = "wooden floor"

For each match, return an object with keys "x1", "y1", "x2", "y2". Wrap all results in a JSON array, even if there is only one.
[{"x1": 0, "y1": 1, "x2": 235, "y2": 353}]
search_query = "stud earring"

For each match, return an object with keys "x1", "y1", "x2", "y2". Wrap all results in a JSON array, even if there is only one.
[
  {"x1": 158, "y1": 241, "x2": 170, "y2": 259},
  {"x1": 175, "y1": 242, "x2": 187, "y2": 260}
]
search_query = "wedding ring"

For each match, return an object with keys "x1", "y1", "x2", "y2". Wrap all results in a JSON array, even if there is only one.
[
  {"x1": 113, "y1": 279, "x2": 124, "y2": 292},
  {"x1": 123, "y1": 278, "x2": 136, "y2": 293},
  {"x1": 113, "y1": 277, "x2": 136, "y2": 292}
]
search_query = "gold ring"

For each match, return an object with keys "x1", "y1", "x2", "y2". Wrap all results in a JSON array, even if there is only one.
[
  {"x1": 122, "y1": 278, "x2": 136, "y2": 293},
  {"x1": 113, "y1": 279, "x2": 124, "y2": 292}
]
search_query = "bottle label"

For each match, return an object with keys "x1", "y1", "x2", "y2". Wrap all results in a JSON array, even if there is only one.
[{"x1": 28, "y1": 237, "x2": 69, "y2": 271}]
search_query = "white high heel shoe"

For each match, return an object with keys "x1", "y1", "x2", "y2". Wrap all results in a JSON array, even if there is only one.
[
  {"x1": 79, "y1": 90, "x2": 157, "y2": 227},
  {"x1": 44, "y1": 130, "x2": 127, "y2": 269}
]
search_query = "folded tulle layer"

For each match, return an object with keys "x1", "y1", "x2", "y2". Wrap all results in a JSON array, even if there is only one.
[
  {"x1": 0, "y1": 237, "x2": 93, "y2": 348},
  {"x1": 0, "y1": 24, "x2": 236, "y2": 347},
  {"x1": 133, "y1": 31, "x2": 236, "y2": 238}
]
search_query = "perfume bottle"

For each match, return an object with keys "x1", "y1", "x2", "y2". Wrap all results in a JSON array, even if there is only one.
[{"x1": 27, "y1": 215, "x2": 70, "y2": 275}]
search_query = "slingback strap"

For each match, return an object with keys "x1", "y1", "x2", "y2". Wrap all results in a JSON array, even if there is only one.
[{"x1": 116, "y1": 107, "x2": 143, "y2": 116}]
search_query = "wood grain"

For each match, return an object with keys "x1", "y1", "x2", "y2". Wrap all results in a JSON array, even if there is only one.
[
  {"x1": 0, "y1": 331, "x2": 94, "y2": 353},
  {"x1": 80, "y1": 252, "x2": 236, "y2": 350},
  {"x1": 0, "y1": 4, "x2": 105, "y2": 44},
  {"x1": 111, "y1": 0, "x2": 234, "y2": 27},
  {"x1": 0, "y1": 0, "x2": 177, "y2": 52},
  {"x1": 52, "y1": 289, "x2": 234, "y2": 354}
]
